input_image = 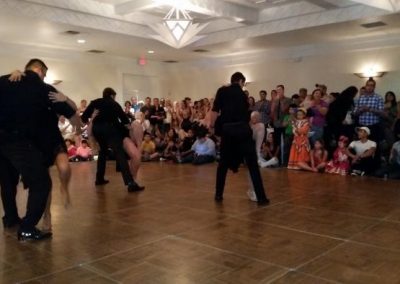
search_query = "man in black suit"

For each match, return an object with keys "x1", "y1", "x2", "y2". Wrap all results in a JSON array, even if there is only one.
[
  {"x1": 81, "y1": 88, "x2": 144, "y2": 192},
  {"x1": 0, "y1": 59, "x2": 76, "y2": 241},
  {"x1": 209, "y1": 72, "x2": 269, "y2": 206}
]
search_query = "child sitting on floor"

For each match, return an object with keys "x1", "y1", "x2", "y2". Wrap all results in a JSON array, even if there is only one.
[
  {"x1": 74, "y1": 140, "x2": 93, "y2": 161},
  {"x1": 326, "y1": 136, "x2": 350, "y2": 176},
  {"x1": 310, "y1": 139, "x2": 328, "y2": 172}
]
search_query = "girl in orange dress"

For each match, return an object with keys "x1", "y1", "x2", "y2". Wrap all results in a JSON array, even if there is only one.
[{"x1": 288, "y1": 108, "x2": 312, "y2": 171}]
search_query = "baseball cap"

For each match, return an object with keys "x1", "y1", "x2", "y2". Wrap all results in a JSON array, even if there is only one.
[{"x1": 356, "y1": 126, "x2": 370, "y2": 136}]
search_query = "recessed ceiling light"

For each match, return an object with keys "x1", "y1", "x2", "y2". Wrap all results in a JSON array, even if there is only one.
[
  {"x1": 77, "y1": 39, "x2": 86, "y2": 44},
  {"x1": 147, "y1": 50, "x2": 155, "y2": 54}
]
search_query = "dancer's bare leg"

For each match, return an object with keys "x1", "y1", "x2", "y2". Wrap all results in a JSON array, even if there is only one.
[
  {"x1": 55, "y1": 153, "x2": 72, "y2": 208},
  {"x1": 123, "y1": 122, "x2": 143, "y2": 179},
  {"x1": 41, "y1": 152, "x2": 71, "y2": 231}
]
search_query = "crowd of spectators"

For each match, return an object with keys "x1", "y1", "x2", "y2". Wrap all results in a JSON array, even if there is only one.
[{"x1": 59, "y1": 78, "x2": 400, "y2": 180}]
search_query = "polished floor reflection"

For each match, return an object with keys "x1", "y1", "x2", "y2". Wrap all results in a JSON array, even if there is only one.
[{"x1": 1, "y1": 162, "x2": 400, "y2": 283}]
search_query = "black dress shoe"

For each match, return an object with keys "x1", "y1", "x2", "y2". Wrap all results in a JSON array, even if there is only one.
[
  {"x1": 214, "y1": 195, "x2": 223, "y2": 202},
  {"x1": 2, "y1": 216, "x2": 21, "y2": 228},
  {"x1": 17, "y1": 228, "x2": 52, "y2": 241},
  {"x1": 257, "y1": 199, "x2": 270, "y2": 206},
  {"x1": 127, "y1": 182, "x2": 145, "y2": 192},
  {"x1": 95, "y1": 179, "x2": 109, "y2": 186}
]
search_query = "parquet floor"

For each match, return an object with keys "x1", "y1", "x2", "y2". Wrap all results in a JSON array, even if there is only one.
[{"x1": 1, "y1": 161, "x2": 400, "y2": 283}]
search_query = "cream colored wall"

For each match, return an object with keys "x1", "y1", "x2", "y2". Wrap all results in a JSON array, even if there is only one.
[
  {"x1": 0, "y1": 45, "x2": 169, "y2": 106},
  {"x1": 165, "y1": 47, "x2": 400, "y2": 101},
  {"x1": 1, "y1": 43, "x2": 399, "y2": 105}
]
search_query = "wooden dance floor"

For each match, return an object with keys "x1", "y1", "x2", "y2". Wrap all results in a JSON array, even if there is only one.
[{"x1": 1, "y1": 161, "x2": 400, "y2": 283}]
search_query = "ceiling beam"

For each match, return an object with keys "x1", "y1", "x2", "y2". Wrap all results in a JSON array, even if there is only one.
[
  {"x1": 194, "y1": 4, "x2": 391, "y2": 47},
  {"x1": 349, "y1": 0, "x2": 398, "y2": 11},
  {"x1": 115, "y1": 0, "x2": 259, "y2": 24},
  {"x1": 114, "y1": 0, "x2": 158, "y2": 13},
  {"x1": 0, "y1": 0, "x2": 152, "y2": 38}
]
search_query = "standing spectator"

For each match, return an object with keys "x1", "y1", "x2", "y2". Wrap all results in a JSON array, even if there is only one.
[
  {"x1": 287, "y1": 108, "x2": 312, "y2": 171},
  {"x1": 271, "y1": 85, "x2": 291, "y2": 164},
  {"x1": 140, "y1": 97, "x2": 153, "y2": 120},
  {"x1": 79, "y1": 99, "x2": 87, "y2": 115},
  {"x1": 353, "y1": 78, "x2": 384, "y2": 143},
  {"x1": 130, "y1": 96, "x2": 141, "y2": 113},
  {"x1": 310, "y1": 89, "x2": 328, "y2": 145},
  {"x1": 299, "y1": 88, "x2": 308, "y2": 104},
  {"x1": 255, "y1": 90, "x2": 271, "y2": 126},
  {"x1": 124, "y1": 101, "x2": 134, "y2": 122},
  {"x1": 149, "y1": 98, "x2": 166, "y2": 133},
  {"x1": 325, "y1": 86, "x2": 358, "y2": 153},
  {"x1": 248, "y1": 96, "x2": 257, "y2": 112},
  {"x1": 382, "y1": 91, "x2": 398, "y2": 148},
  {"x1": 164, "y1": 99, "x2": 173, "y2": 132},
  {"x1": 282, "y1": 104, "x2": 297, "y2": 166}
]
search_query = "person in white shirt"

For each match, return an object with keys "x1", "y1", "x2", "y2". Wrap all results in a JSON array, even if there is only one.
[
  {"x1": 346, "y1": 126, "x2": 376, "y2": 176},
  {"x1": 58, "y1": 116, "x2": 75, "y2": 140}
]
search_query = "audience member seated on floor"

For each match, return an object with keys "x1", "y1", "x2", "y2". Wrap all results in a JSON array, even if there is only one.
[
  {"x1": 375, "y1": 137, "x2": 400, "y2": 179},
  {"x1": 347, "y1": 127, "x2": 377, "y2": 176},
  {"x1": 65, "y1": 138, "x2": 77, "y2": 160},
  {"x1": 141, "y1": 133, "x2": 159, "y2": 162},
  {"x1": 288, "y1": 108, "x2": 312, "y2": 171},
  {"x1": 58, "y1": 115, "x2": 75, "y2": 140},
  {"x1": 326, "y1": 135, "x2": 350, "y2": 176},
  {"x1": 259, "y1": 132, "x2": 279, "y2": 168},
  {"x1": 282, "y1": 104, "x2": 297, "y2": 166},
  {"x1": 175, "y1": 128, "x2": 196, "y2": 163},
  {"x1": 162, "y1": 129, "x2": 178, "y2": 160},
  {"x1": 72, "y1": 140, "x2": 93, "y2": 161},
  {"x1": 310, "y1": 139, "x2": 328, "y2": 173},
  {"x1": 178, "y1": 126, "x2": 216, "y2": 165}
]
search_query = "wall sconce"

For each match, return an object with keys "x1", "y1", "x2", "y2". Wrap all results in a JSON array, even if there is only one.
[{"x1": 354, "y1": 72, "x2": 386, "y2": 78}]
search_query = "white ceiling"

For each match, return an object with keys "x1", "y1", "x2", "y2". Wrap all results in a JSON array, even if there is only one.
[{"x1": 0, "y1": 0, "x2": 399, "y2": 62}]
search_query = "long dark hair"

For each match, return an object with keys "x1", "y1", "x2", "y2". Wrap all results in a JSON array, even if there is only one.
[{"x1": 385, "y1": 91, "x2": 397, "y2": 107}]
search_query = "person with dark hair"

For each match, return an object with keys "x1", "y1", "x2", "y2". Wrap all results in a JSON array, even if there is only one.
[
  {"x1": 347, "y1": 126, "x2": 377, "y2": 176},
  {"x1": 209, "y1": 72, "x2": 269, "y2": 206},
  {"x1": 140, "y1": 97, "x2": 153, "y2": 120},
  {"x1": 310, "y1": 88, "x2": 328, "y2": 145},
  {"x1": 382, "y1": 91, "x2": 398, "y2": 149},
  {"x1": 353, "y1": 78, "x2": 384, "y2": 143},
  {"x1": 325, "y1": 86, "x2": 358, "y2": 154},
  {"x1": 81, "y1": 87, "x2": 144, "y2": 192},
  {"x1": 248, "y1": 96, "x2": 256, "y2": 112},
  {"x1": 0, "y1": 58, "x2": 77, "y2": 240},
  {"x1": 271, "y1": 84, "x2": 291, "y2": 165},
  {"x1": 291, "y1": 94, "x2": 301, "y2": 106},
  {"x1": 255, "y1": 90, "x2": 271, "y2": 125}
]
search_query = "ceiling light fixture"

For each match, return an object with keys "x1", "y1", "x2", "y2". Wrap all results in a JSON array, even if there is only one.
[
  {"x1": 354, "y1": 65, "x2": 386, "y2": 78},
  {"x1": 148, "y1": 3, "x2": 208, "y2": 49},
  {"x1": 147, "y1": 50, "x2": 155, "y2": 54},
  {"x1": 354, "y1": 71, "x2": 386, "y2": 78},
  {"x1": 77, "y1": 39, "x2": 86, "y2": 44}
]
